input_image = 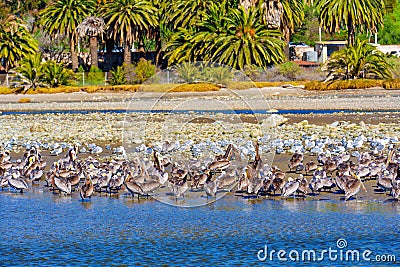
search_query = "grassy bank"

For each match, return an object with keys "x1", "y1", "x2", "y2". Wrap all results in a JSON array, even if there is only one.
[
  {"x1": 1, "y1": 79, "x2": 400, "y2": 94},
  {"x1": 304, "y1": 79, "x2": 400, "y2": 91},
  {"x1": 0, "y1": 81, "x2": 307, "y2": 94}
]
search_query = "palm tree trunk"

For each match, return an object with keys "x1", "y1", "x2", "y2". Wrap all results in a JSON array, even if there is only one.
[
  {"x1": 283, "y1": 27, "x2": 291, "y2": 60},
  {"x1": 347, "y1": 16, "x2": 355, "y2": 47},
  {"x1": 155, "y1": 26, "x2": 162, "y2": 66},
  {"x1": 105, "y1": 38, "x2": 114, "y2": 70},
  {"x1": 89, "y1": 36, "x2": 98, "y2": 68},
  {"x1": 70, "y1": 37, "x2": 78, "y2": 71},
  {"x1": 124, "y1": 42, "x2": 132, "y2": 65}
]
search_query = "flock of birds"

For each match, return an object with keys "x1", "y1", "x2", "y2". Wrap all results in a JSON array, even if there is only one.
[{"x1": 1, "y1": 136, "x2": 400, "y2": 202}]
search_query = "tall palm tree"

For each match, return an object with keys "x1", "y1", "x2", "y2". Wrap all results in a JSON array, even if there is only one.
[
  {"x1": 100, "y1": 0, "x2": 157, "y2": 65},
  {"x1": 211, "y1": 6, "x2": 285, "y2": 69},
  {"x1": 0, "y1": 15, "x2": 38, "y2": 85},
  {"x1": 76, "y1": 16, "x2": 105, "y2": 68},
  {"x1": 240, "y1": 0, "x2": 304, "y2": 42},
  {"x1": 315, "y1": 0, "x2": 385, "y2": 46},
  {"x1": 40, "y1": 0, "x2": 96, "y2": 71},
  {"x1": 165, "y1": 0, "x2": 216, "y2": 30},
  {"x1": 166, "y1": 3, "x2": 285, "y2": 69}
]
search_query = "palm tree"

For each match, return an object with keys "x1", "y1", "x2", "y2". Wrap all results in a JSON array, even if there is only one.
[
  {"x1": 166, "y1": 4, "x2": 285, "y2": 69},
  {"x1": 212, "y1": 6, "x2": 285, "y2": 69},
  {"x1": 279, "y1": 0, "x2": 304, "y2": 42},
  {"x1": 42, "y1": 60, "x2": 74, "y2": 87},
  {"x1": 324, "y1": 39, "x2": 392, "y2": 80},
  {"x1": 76, "y1": 16, "x2": 105, "y2": 68},
  {"x1": 240, "y1": 0, "x2": 304, "y2": 42},
  {"x1": 40, "y1": 0, "x2": 96, "y2": 71},
  {"x1": 100, "y1": 0, "x2": 157, "y2": 65},
  {"x1": 165, "y1": 0, "x2": 216, "y2": 30},
  {"x1": 315, "y1": 0, "x2": 385, "y2": 46},
  {"x1": 15, "y1": 53, "x2": 45, "y2": 90},
  {"x1": 0, "y1": 15, "x2": 38, "y2": 85}
]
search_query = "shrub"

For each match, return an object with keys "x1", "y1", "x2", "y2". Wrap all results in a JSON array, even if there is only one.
[
  {"x1": 383, "y1": 79, "x2": 400, "y2": 89},
  {"x1": 174, "y1": 62, "x2": 202, "y2": 83},
  {"x1": 15, "y1": 53, "x2": 46, "y2": 91},
  {"x1": 386, "y1": 57, "x2": 400, "y2": 78},
  {"x1": 134, "y1": 59, "x2": 156, "y2": 84},
  {"x1": 276, "y1": 62, "x2": 301, "y2": 80},
  {"x1": 243, "y1": 65, "x2": 265, "y2": 81},
  {"x1": 18, "y1": 97, "x2": 31, "y2": 103},
  {"x1": 169, "y1": 83, "x2": 219, "y2": 92},
  {"x1": 304, "y1": 79, "x2": 384, "y2": 90},
  {"x1": 324, "y1": 39, "x2": 392, "y2": 81},
  {"x1": 42, "y1": 61, "x2": 74, "y2": 87},
  {"x1": 110, "y1": 66, "x2": 127, "y2": 85},
  {"x1": 86, "y1": 66, "x2": 104, "y2": 85}
]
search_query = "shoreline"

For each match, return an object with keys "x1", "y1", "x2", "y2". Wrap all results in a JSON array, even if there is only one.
[{"x1": 0, "y1": 87, "x2": 399, "y2": 111}]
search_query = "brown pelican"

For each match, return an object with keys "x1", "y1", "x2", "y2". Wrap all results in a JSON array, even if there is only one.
[
  {"x1": 305, "y1": 161, "x2": 318, "y2": 175},
  {"x1": 288, "y1": 153, "x2": 303, "y2": 172},
  {"x1": 238, "y1": 172, "x2": 249, "y2": 191},
  {"x1": 204, "y1": 175, "x2": 218, "y2": 198},
  {"x1": 357, "y1": 166, "x2": 370, "y2": 180},
  {"x1": 29, "y1": 166, "x2": 43, "y2": 183},
  {"x1": 391, "y1": 179, "x2": 400, "y2": 200},
  {"x1": 191, "y1": 171, "x2": 209, "y2": 189},
  {"x1": 309, "y1": 177, "x2": 323, "y2": 194},
  {"x1": 8, "y1": 173, "x2": 28, "y2": 193},
  {"x1": 336, "y1": 162, "x2": 350, "y2": 175},
  {"x1": 107, "y1": 172, "x2": 125, "y2": 194},
  {"x1": 377, "y1": 172, "x2": 393, "y2": 192},
  {"x1": 216, "y1": 171, "x2": 237, "y2": 191},
  {"x1": 296, "y1": 175, "x2": 308, "y2": 196},
  {"x1": 335, "y1": 173, "x2": 349, "y2": 192},
  {"x1": 271, "y1": 176, "x2": 285, "y2": 195},
  {"x1": 324, "y1": 160, "x2": 337, "y2": 173},
  {"x1": 208, "y1": 160, "x2": 230, "y2": 172},
  {"x1": 281, "y1": 177, "x2": 300, "y2": 198},
  {"x1": 172, "y1": 176, "x2": 189, "y2": 200},
  {"x1": 140, "y1": 181, "x2": 161, "y2": 197},
  {"x1": 53, "y1": 176, "x2": 72, "y2": 194},
  {"x1": 343, "y1": 174, "x2": 367, "y2": 201},
  {"x1": 80, "y1": 174, "x2": 94, "y2": 200},
  {"x1": 125, "y1": 177, "x2": 144, "y2": 199}
]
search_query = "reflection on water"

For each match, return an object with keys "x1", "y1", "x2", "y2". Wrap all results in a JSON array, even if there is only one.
[{"x1": 1, "y1": 192, "x2": 399, "y2": 266}]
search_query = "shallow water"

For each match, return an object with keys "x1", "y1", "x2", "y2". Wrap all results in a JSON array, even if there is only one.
[
  {"x1": 1, "y1": 109, "x2": 399, "y2": 115},
  {"x1": 1, "y1": 192, "x2": 399, "y2": 266}
]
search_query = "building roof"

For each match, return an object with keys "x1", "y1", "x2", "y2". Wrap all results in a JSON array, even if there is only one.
[{"x1": 315, "y1": 41, "x2": 347, "y2": 45}]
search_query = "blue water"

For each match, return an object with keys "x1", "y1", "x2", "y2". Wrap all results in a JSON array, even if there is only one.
[
  {"x1": 1, "y1": 192, "x2": 399, "y2": 266},
  {"x1": 0, "y1": 109, "x2": 398, "y2": 116}
]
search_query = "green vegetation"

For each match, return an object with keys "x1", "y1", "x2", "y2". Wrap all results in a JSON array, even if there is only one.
[
  {"x1": 315, "y1": 0, "x2": 385, "y2": 46},
  {"x1": 166, "y1": 3, "x2": 286, "y2": 70},
  {"x1": 0, "y1": 16, "x2": 38, "y2": 75},
  {"x1": 134, "y1": 59, "x2": 156, "y2": 84},
  {"x1": 304, "y1": 80, "x2": 384, "y2": 90},
  {"x1": 379, "y1": 2, "x2": 400, "y2": 44},
  {"x1": 100, "y1": 0, "x2": 157, "y2": 65},
  {"x1": 276, "y1": 61, "x2": 301, "y2": 80},
  {"x1": 40, "y1": 0, "x2": 95, "y2": 71},
  {"x1": 42, "y1": 60, "x2": 74, "y2": 87},
  {"x1": 14, "y1": 54, "x2": 73, "y2": 90},
  {"x1": 324, "y1": 39, "x2": 392, "y2": 81},
  {"x1": 76, "y1": 17, "x2": 105, "y2": 68},
  {"x1": 110, "y1": 66, "x2": 127, "y2": 86},
  {"x1": 0, "y1": 0, "x2": 397, "y2": 92}
]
